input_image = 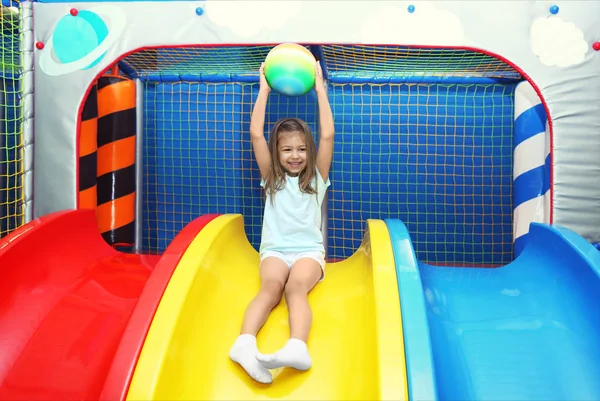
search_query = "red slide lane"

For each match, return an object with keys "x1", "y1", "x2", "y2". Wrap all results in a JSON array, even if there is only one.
[{"x1": 0, "y1": 210, "x2": 218, "y2": 401}]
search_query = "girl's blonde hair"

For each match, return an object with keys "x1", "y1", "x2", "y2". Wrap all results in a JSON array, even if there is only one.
[{"x1": 264, "y1": 117, "x2": 318, "y2": 201}]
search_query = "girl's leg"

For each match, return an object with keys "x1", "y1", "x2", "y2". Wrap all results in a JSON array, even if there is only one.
[
  {"x1": 284, "y1": 258, "x2": 322, "y2": 342},
  {"x1": 256, "y1": 258, "x2": 322, "y2": 371},
  {"x1": 230, "y1": 257, "x2": 289, "y2": 384},
  {"x1": 241, "y1": 257, "x2": 290, "y2": 335}
]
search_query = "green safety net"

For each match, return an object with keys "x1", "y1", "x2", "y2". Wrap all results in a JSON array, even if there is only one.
[{"x1": 0, "y1": 4, "x2": 23, "y2": 239}]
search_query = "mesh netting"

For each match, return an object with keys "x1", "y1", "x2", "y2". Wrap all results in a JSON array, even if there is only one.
[
  {"x1": 327, "y1": 81, "x2": 514, "y2": 264},
  {"x1": 119, "y1": 44, "x2": 521, "y2": 265},
  {"x1": 141, "y1": 81, "x2": 318, "y2": 252},
  {"x1": 0, "y1": 4, "x2": 23, "y2": 239},
  {"x1": 321, "y1": 45, "x2": 521, "y2": 80},
  {"x1": 121, "y1": 45, "x2": 522, "y2": 82},
  {"x1": 121, "y1": 46, "x2": 273, "y2": 81}
]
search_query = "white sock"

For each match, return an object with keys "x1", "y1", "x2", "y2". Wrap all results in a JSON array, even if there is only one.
[
  {"x1": 229, "y1": 334, "x2": 272, "y2": 384},
  {"x1": 256, "y1": 338, "x2": 312, "y2": 371}
]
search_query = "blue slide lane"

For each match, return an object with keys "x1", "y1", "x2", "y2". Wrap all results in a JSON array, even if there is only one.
[{"x1": 386, "y1": 219, "x2": 600, "y2": 401}]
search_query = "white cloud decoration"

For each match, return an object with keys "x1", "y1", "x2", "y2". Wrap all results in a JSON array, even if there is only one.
[
  {"x1": 530, "y1": 16, "x2": 588, "y2": 68},
  {"x1": 359, "y1": 1, "x2": 464, "y2": 46},
  {"x1": 204, "y1": 0, "x2": 303, "y2": 39}
]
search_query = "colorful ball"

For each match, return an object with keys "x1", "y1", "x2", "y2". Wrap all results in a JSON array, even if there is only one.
[{"x1": 264, "y1": 43, "x2": 316, "y2": 96}]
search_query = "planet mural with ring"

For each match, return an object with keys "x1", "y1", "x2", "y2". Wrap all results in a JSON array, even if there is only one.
[{"x1": 38, "y1": 5, "x2": 126, "y2": 77}]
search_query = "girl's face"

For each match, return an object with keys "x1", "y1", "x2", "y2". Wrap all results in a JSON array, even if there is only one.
[{"x1": 277, "y1": 131, "x2": 307, "y2": 176}]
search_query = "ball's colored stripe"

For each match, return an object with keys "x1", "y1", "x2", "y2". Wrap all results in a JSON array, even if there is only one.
[
  {"x1": 265, "y1": 64, "x2": 315, "y2": 87},
  {"x1": 266, "y1": 57, "x2": 315, "y2": 72},
  {"x1": 277, "y1": 65, "x2": 314, "y2": 83},
  {"x1": 267, "y1": 46, "x2": 315, "y2": 66},
  {"x1": 269, "y1": 74, "x2": 313, "y2": 90},
  {"x1": 270, "y1": 77, "x2": 308, "y2": 96},
  {"x1": 264, "y1": 60, "x2": 314, "y2": 75},
  {"x1": 264, "y1": 56, "x2": 315, "y2": 77},
  {"x1": 266, "y1": 45, "x2": 314, "y2": 62}
]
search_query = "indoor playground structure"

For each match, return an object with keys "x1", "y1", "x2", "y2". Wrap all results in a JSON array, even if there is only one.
[{"x1": 1, "y1": 0, "x2": 600, "y2": 400}]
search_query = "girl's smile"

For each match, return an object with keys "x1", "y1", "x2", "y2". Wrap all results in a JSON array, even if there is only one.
[{"x1": 278, "y1": 131, "x2": 307, "y2": 176}]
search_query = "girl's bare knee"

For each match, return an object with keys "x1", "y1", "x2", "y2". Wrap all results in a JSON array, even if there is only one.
[
  {"x1": 260, "y1": 280, "x2": 285, "y2": 305},
  {"x1": 284, "y1": 280, "x2": 308, "y2": 298}
]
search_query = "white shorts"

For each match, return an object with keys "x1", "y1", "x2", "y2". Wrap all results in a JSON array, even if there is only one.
[{"x1": 260, "y1": 250, "x2": 326, "y2": 282}]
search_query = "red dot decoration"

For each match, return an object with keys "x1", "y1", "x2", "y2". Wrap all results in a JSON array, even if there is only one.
[
  {"x1": 593, "y1": 42, "x2": 600, "y2": 51},
  {"x1": 70, "y1": 8, "x2": 78, "y2": 16},
  {"x1": 35, "y1": 42, "x2": 45, "y2": 50}
]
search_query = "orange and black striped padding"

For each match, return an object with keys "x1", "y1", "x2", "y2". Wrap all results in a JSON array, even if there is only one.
[
  {"x1": 96, "y1": 75, "x2": 137, "y2": 246},
  {"x1": 78, "y1": 83, "x2": 98, "y2": 210}
]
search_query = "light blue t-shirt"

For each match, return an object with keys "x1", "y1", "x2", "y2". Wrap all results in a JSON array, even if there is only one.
[{"x1": 260, "y1": 169, "x2": 331, "y2": 254}]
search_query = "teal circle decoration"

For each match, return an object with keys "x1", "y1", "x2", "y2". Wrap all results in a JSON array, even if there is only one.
[{"x1": 52, "y1": 10, "x2": 109, "y2": 69}]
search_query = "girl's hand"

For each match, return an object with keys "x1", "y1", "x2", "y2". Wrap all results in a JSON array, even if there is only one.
[
  {"x1": 314, "y1": 61, "x2": 325, "y2": 94},
  {"x1": 259, "y1": 62, "x2": 271, "y2": 93}
]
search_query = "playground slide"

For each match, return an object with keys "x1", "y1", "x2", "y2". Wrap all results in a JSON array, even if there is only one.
[
  {"x1": 388, "y1": 219, "x2": 600, "y2": 401},
  {"x1": 0, "y1": 210, "x2": 158, "y2": 400},
  {"x1": 0, "y1": 209, "x2": 218, "y2": 401},
  {"x1": 126, "y1": 214, "x2": 409, "y2": 401},
  {"x1": 10, "y1": 209, "x2": 597, "y2": 401}
]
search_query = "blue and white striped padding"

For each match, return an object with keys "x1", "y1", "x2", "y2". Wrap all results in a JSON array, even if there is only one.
[{"x1": 513, "y1": 81, "x2": 550, "y2": 257}]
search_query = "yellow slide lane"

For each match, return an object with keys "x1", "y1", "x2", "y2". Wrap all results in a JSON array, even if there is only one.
[{"x1": 127, "y1": 214, "x2": 408, "y2": 400}]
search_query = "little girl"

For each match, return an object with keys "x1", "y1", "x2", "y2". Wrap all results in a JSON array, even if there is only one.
[{"x1": 229, "y1": 61, "x2": 334, "y2": 384}]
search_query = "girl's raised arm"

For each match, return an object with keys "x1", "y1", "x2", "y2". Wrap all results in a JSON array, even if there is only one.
[
  {"x1": 314, "y1": 61, "x2": 334, "y2": 182},
  {"x1": 250, "y1": 63, "x2": 272, "y2": 180}
]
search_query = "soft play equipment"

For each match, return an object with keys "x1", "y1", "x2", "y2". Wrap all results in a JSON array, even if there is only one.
[{"x1": 1, "y1": 0, "x2": 600, "y2": 400}]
